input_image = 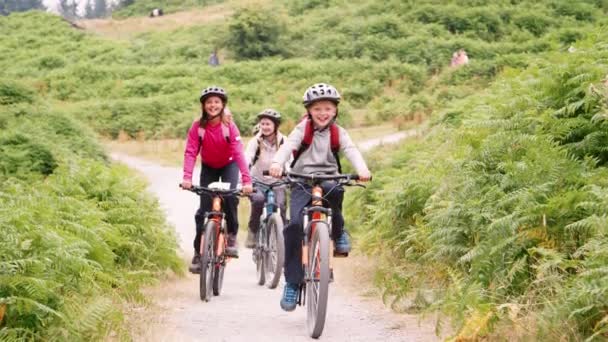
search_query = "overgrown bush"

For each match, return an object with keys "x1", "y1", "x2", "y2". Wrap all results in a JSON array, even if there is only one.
[
  {"x1": 347, "y1": 34, "x2": 608, "y2": 340},
  {"x1": 227, "y1": 7, "x2": 285, "y2": 60}
]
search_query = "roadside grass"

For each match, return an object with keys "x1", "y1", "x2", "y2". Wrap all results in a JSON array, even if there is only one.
[{"x1": 105, "y1": 124, "x2": 400, "y2": 166}]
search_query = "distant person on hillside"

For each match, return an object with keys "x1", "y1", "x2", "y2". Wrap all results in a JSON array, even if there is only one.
[
  {"x1": 450, "y1": 49, "x2": 469, "y2": 67},
  {"x1": 208, "y1": 50, "x2": 220, "y2": 67},
  {"x1": 181, "y1": 86, "x2": 253, "y2": 272},
  {"x1": 149, "y1": 8, "x2": 163, "y2": 17}
]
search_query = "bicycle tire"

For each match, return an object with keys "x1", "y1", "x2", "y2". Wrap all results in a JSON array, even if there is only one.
[
  {"x1": 255, "y1": 223, "x2": 266, "y2": 286},
  {"x1": 199, "y1": 220, "x2": 216, "y2": 302},
  {"x1": 212, "y1": 259, "x2": 225, "y2": 296},
  {"x1": 306, "y1": 221, "x2": 330, "y2": 339},
  {"x1": 265, "y1": 214, "x2": 284, "y2": 289}
]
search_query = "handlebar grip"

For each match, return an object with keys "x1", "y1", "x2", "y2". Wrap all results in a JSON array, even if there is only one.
[{"x1": 262, "y1": 170, "x2": 286, "y2": 177}]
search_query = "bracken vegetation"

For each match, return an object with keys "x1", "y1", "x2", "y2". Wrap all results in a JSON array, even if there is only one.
[
  {"x1": 0, "y1": 81, "x2": 182, "y2": 340},
  {"x1": 347, "y1": 31, "x2": 608, "y2": 340},
  {"x1": 3, "y1": 0, "x2": 608, "y2": 339}
]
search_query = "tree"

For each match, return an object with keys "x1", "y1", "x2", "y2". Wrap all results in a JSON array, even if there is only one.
[
  {"x1": 58, "y1": 0, "x2": 79, "y2": 19},
  {"x1": 228, "y1": 7, "x2": 285, "y2": 60},
  {"x1": 84, "y1": 0, "x2": 94, "y2": 19},
  {"x1": 0, "y1": 0, "x2": 43, "y2": 15},
  {"x1": 94, "y1": 0, "x2": 107, "y2": 17}
]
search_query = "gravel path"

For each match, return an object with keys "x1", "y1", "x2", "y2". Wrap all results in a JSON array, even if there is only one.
[{"x1": 111, "y1": 131, "x2": 436, "y2": 341}]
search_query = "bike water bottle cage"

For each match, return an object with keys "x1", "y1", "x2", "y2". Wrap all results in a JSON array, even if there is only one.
[{"x1": 291, "y1": 119, "x2": 341, "y2": 173}]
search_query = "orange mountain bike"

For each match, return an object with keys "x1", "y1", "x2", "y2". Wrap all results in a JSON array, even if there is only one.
[
  {"x1": 181, "y1": 183, "x2": 242, "y2": 302},
  {"x1": 281, "y1": 171, "x2": 365, "y2": 338}
]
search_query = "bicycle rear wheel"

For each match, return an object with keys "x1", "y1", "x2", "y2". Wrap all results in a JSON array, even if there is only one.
[
  {"x1": 265, "y1": 214, "x2": 284, "y2": 289},
  {"x1": 306, "y1": 222, "x2": 330, "y2": 339},
  {"x1": 199, "y1": 221, "x2": 216, "y2": 302}
]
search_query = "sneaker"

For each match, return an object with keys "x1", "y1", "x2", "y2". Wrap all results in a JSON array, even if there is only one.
[
  {"x1": 225, "y1": 234, "x2": 239, "y2": 258},
  {"x1": 334, "y1": 230, "x2": 351, "y2": 256},
  {"x1": 189, "y1": 254, "x2": 201, "y2": 274},
  {"x1": 245, "y1": 230, "x2": 257, "y2": 249},
  {"x1": 280, "y1": 283, "x2": 299, "y2": 312}
]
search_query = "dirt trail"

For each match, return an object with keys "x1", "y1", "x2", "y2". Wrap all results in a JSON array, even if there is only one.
[
  {"x1": 77, "y1": 4, "x2": 232, "y2": 39},
  {"x1": 358, "y1": 129, "x2": 419, "y2": 152},
  {"x1": 111, "y1": 132, "x2": 435, "y2": 341}
]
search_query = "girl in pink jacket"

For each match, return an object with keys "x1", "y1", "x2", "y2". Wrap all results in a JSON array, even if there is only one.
[{"x1": 181, "y1": 86, "x2": 253, "y2": 272}]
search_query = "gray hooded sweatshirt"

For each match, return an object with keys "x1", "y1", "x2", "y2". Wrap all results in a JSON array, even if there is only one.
[{"x1": 272, "y1": 120, "x2": 369, "y2": 175}]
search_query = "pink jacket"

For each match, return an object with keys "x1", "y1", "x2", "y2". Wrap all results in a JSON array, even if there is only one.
[{"x1": 182, "y1": 120, "x2": 251, "y2": 184}]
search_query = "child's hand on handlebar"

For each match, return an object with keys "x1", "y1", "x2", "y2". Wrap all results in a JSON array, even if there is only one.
[
  {"x1": 358, "y1": 170, "x2": 372, "y2": 182},
  {"x1": 242, "y1": 183, "x2": 253, "y2": 195},
  {"x1": 181, "y1": 180, "x2": 193, "y2": 189},
  {"x1": 269, "y1": 163, "x2": 283, "y2": 178}
]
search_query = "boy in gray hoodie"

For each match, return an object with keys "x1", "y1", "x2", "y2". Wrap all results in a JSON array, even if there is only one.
[{"x1": 269, "y1": 83, "x2": 371, "y2": 312}]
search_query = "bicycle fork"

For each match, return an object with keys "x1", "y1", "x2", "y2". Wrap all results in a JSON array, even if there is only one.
[
  {"x1": 300, "y1": 185, "x2": 333, "y2": 306},
  {"x1": 200, "y1": 197, "x2": 229, "y2": 265}
]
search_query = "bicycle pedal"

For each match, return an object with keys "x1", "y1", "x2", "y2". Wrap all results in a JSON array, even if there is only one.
[{"x1": 333, "y1": 251, "x2": 349, "y2": 258}]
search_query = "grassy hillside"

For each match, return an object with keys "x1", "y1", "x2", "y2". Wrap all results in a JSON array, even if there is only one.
[
  {"x1": 0, "y1": 81, "x2": 182, "y2": 339},
  {"x1": 3, "y1": 0, "x2": 608, "y2": 339},
  {"x1": 347, "y1": 30, "x2": 608, "y2": 340},
  {"x1": 4, "y1": 0, "x2": 606, "y2": 140}
]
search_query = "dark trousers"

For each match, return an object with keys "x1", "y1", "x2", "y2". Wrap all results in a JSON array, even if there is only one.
[
  {"x1": 193, "y1": 162, "x2": 240, "y2": 254},
  {"x1": 284, "y1": 181, "x2": 344, "y2": 284},
  {"x1": 248, "y1": 186, "x2": 286, "y2": 232}
]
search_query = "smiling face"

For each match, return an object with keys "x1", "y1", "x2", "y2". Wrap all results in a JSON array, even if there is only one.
[
  {"x1": 202, "y1": 95, "x2": 224, "y2": 117},
  {"x1": 308, "y1": 100, "x2": 337, "y2": 128},
  {"x1": 258, "y1": 117, "x2": 276, "y2": 136}
]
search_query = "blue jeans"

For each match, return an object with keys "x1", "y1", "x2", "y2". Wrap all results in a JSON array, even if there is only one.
[
  {"x1": 193, "y1": 162, "x2": 240, "y2": 254},
  {"x1": 283, "y1": 181, "x2": 344, "y2": 284}
]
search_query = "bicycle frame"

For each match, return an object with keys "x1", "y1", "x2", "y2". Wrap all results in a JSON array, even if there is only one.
[
  {"x1": 301, "y1": 185, "x2": 332, "y2": 269},
  {"x1": 202, "y1": 195, "x2": 227, "y2": 259}
]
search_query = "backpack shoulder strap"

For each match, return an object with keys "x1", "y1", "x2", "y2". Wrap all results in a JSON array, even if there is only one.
[
  {"x1": 291, "y1": 119, "x2": 314, "y2": 168},
  {"x1": 252, "y1": 135, "x2": 262, "y2": 166},
  {"x1": 329, "y1": 123, "x2": 340, "y2": 153},
  {"x1": 197, "y1": 123, "x2": 205, "y2": 153},
  {"x1": 222, "y1": 123, "x2": 231, "y2": 143},
  {"x1": 330, "y1": 123, "x2": 342, "y2": 173}
]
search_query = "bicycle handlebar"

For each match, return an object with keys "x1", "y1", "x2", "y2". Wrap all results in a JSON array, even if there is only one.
[
  {"x1": 262, "y1": 170, "x2": 371, "y2": 188},
  {"x1": 262, "y1": 170, "x2": 363, "y2": 182},
  {"x1": 179, "y1": 184, "x2": 243, "y2": 196},
  {"x1": 251, "y1": 177, "x2": 289, "y2": 189}
]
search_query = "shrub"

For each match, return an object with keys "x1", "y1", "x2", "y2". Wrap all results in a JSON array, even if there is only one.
[
  {"x1": 0, "y1": 133, "x2": 57, "y2": 177},
  {"x1": 228, "y1": 7, "x2": 285, "y2": 60},
  {"x1": 0, "y1": 81, "x2": 34, "y2": 105},
  {"x1": 514, "y1": 13, "x2": 554, "y2": 36}
]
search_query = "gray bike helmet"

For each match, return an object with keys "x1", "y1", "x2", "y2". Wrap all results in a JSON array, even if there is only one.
[
  {"x1": 256, "y1": 108, "x2": 282, "y2": 125},
  {"x1": 302, "y1": 83, "x2": 341, "y2": 107},
  {"x1": 199, "y1": 86, "x2": 228, "y2": 103}
]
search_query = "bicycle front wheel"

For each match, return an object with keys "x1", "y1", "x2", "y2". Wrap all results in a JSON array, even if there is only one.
[
  {"x1": 265, "y1": 214, "x2": 284, "y2": 289},
  {"x1": 199, "y1": 220, "x2": 216, "y2": 302},
  {"x1": 212, "y1": 258, "x2": 225, "y2": 296},
  {"x1": 306, "y1": 221, "x2": 330, "y2": 339},
  {"x1": 255, "y1": 225, "x2": 266, "y2": 286}
]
